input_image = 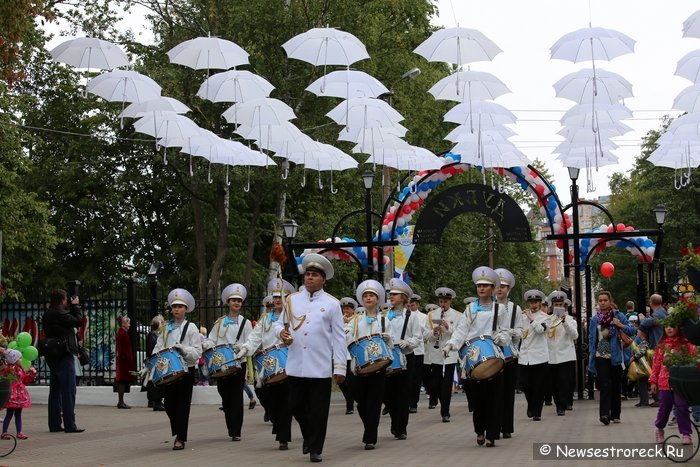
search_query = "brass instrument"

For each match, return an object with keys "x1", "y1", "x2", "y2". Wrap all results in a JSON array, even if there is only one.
[{"x1": 547, "y1": 315, "x2": 563, "y2": 338}]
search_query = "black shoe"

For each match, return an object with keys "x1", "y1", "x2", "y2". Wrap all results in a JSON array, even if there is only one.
[
  {"x1": 249, "y1": 400, "x2": 256, "y2": 410},
  {"x1": 173, "y1": 440, "x2": 185, "y2": 450},
  {"x1": 408, "y1": 407, "x2": 417, "y2": 414},
  {"x1": 634, "y1": 402, "x2": 649, "y2": 407},
  {"x1": 310, "y1": 453, "x2": 322, "y2": 462},
  {"x1": 117, "y1": 402, "x2": 131, "y2": 409},
  {"x1": 153, "y1": 404, "x2": 165, "y2": 411},
  {"x1": 345, "y1": 409, "x2": 354, "y2": 415},
  {"x1": 599, "y1": 416, "x2": 610, "y2": 425},
  {"x1": 64, "y1": 428, "x2": 85, "y2": 433},
  {"x1": 557, "y1": 410, "x2": 565, "y2": 416},
  {"x1": 303, "y1": 441, "x2": 310, "y2": 454},
  {"x1": 147, "y1": 401, "x2": 154, "y2": 408},
  {"x1": 566, "y1": 405, "x2": 573, "y2": 411},
  {"x1": 532, "y1": 416, "x2": 541, "y2": 421},
  {"x1": 649, "y1": 401, "x2": 660, "y2": 408},
  {"x1": 502, "y1": 433, "x2": 512, "y2": 439},
  {"x1": 544, "y1": 401, "x2": 552, "y2": 406},
  {"x1": 364, "y1": 443, "x2": 375, "y2": 450},
  {"x1": 49, "y1": 427, "x2": 64, "y2": 433},
  {"x1": 442, "y1": 415, "x2": 450, "y2": 423},
  {"x1": 395, "y1": 433, "x2": 407, "y2": 440},
  {"x1": 527, "y1": 410, "x2": 533, "y2": 418},
  {"x1": 486, "y1": 440, "x2": 495, "y2": 447},
  {"x1": 279, "y1": 442, "x2": 288, "y2": 450},
  {"x1": 428, "y1": 404, "x2": 436, "y2": 409},
  {"x1": 219, "y1": 406, "x2": 224, "y2": 411},
  {"x1": 476, "y1": 436, "x2": 485, "y2": 446},
  {"x1": 381, "y1": 406, "x2": 389, "y2": 415},
  {"x1": 231, "y1": 436, "x2": 241, "y2": 441},
  {"x1": 264, "y1": 413, "x2": 271, "y2": 422}
]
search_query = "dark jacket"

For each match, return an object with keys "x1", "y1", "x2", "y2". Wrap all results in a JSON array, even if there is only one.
[
  {"x1": 42, "y1": 304, "x2": 83, "y2": 356},
  {"x1": 146, "y1": 330, "x2": 159, "y2": 358}
]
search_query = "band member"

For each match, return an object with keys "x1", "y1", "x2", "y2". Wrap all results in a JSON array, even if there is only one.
[
  {"x1": 425, "y1": 287, "x2": 461, "y2": 423},
  {"x1": 407, "y1": 294, "x2": 427, "y2": 414},
  {"x1": 204, "y1": 283, "x2": 252, "y2": 442},
  {"x1": 345, "y1": 280, "x2": 392, "y2": 450},
  {"x1": 153, "y1": 289, "x2": 202, "y2": 451},
  {"x1": 339, "y1": 297, "x2": 359, "y2": 414},
  {"x1": 277, "y1": 254, "x2": 347, "y2": 463},
  {"x1": 383, "y1": 278, "x2": 423, "y2": 440},
  {"x1": 236, "y1": 279, "x2": 294, "y2": 450},
  {"x1": 519, "y1": 289, "x2": 549, "y2": 422},
  {"x1": 494, "y1": 268, "x2": 523, "y2": 439},
  {"x1": 424, "y1": 303, "x2": 439, "y2": 409},
  {"x1": 445, "y1": 267, "x2": 510, "y2": 447},
  {"x1": 546, "y1": 291, "x2": 578, "y2": 416}
]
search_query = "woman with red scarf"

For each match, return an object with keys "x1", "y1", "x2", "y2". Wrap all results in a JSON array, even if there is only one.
[{"x1": 587, "y1": 291, "x2": 635, "y2": 425}]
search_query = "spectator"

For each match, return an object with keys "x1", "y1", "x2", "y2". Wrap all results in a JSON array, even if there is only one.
[
  {"x1": 640, "y1": 294, "x2": 667, "y2": 349},
  {"x1": 145, "y1": 314, "x2": 165, "y2": 411},
  {"x1": 625, "y1": 301, "x2": 636, "y2": 320},
  {"x1": 114, "y1": 315, "x2": 136, "y2": 409},
  {"x1": 42, "y1": 288, "x2": 85, "y2": 433}
]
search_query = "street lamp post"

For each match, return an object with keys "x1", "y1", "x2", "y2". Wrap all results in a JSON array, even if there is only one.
[
  {"x1": 363, "y1": 169, "x2": 375, "y2": 279},
  {"x1": 568, "y1": 166, "x2": 585, "y2": 401}
]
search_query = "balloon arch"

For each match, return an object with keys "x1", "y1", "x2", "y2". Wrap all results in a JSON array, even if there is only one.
[{"x1": 295, "y1": 153, "x2": 657, "y2": 274}]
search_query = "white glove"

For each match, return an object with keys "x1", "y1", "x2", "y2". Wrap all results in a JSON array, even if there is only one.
[
  {"x1": 509, "y1": 328, "x2": 519, "y2": 337},
  {"x1": 232, "y1": 344, "x2": 242, "y2": 353},
  {"x1": 139, "y1": 367, "x2": 149, "y2": 378},
  {"x1": 172, "y1": 343, "x2": 186, "y2": 355},
  {"x1": 381, "y1": 333, "x2": 392, "y2": 343},
  {"x1": 492, "y1": 334, "x2": 505, "y2": 346},
  {"x1": 442, "y1": 343, "x2": 454, "y2": 357},
  {"x1": 201, "y1": 341, "x2": 212, "y2": 351},
  {"x1": 234, "y1": 347, "x2": 249, "y2": 360},
  {"x1": 398, "y1": 340, "x2": 410, "y2": 349}
]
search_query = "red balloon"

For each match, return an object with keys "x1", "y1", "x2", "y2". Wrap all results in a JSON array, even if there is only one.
[
  {"x1": 600, "y1": 262, "x2": 615, "y2": 278},
  {"x1": 616, "y1": 223, "x2": 625, "y2": 231}
]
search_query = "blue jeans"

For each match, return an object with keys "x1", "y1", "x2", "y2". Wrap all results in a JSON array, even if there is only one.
[{"x1": 47, "y1": 354, "x2": 78, "y2": 431}]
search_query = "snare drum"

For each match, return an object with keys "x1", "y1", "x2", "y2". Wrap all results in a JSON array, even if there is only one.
[
  {"x1": 349, "y1": 334, "x2": 392, "y2": 375},
  {"x1": 385, "y1": 345, "x2": 407, "y2": 377},
  {"x1": 459, "y1": 335, "x2": 504, "y2": 381},
  {"x1": 145, "y1": 348, "x2": 187, "y2": 386},
  {"x1": 501, "y1": 343, "x2": 517, "y2": 363},
  {"x1": 253, "y1": 344, "x2": 288, "y2": 385},
  {"x1": 203, "y1": 343, "x2": 240, "y2": 379}
]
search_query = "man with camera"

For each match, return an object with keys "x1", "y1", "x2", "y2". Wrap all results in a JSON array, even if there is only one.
[{"x1": 42, "y1": 288, "x2": 85, "y2": 433}]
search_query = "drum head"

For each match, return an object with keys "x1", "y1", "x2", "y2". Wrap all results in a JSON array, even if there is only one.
[{"x1": 470, "y1": 357, "x2": 504, "y2": 381}]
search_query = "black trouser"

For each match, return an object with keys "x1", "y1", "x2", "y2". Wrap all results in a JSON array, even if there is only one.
[
  {"x1": 551, "y1": 360, "x2": 575, "y2": 412},
  {"x1": 163, "y1": 368, "x2": 195, "y2": 441},
  {"x1": 384, "y1": 370, "x2": 410, "y2": 436},
  {"x1": 288, "y1": 376, "x2": 331, "y2": 455},
  {"x1": 595, "y1": 357, "x2": 623, "y2": 419},
  {"x1": 429, "y1": 363, "x2": 456, "y2": 417},
  {"x1": 500, "y1": 359, "x2": 518, "y2": 434},
  {"x1": 354, "y1": 370, "x2": 386, "y2": 444},
  {"x1": 468, "y1": 373, "x2": 504, "y2": 441},
  {"x1": 520, "y1": 362, "x2": 548, "y2": 418},
  {"x1": 256, "y1": 380, "x2": 292, "y2": 442},
  {"x1": 146, "y1": 381, "x2": 163, "y2": 406},
  {"x1": 216, "y1": 366, "x2": 246, "y2": 438},
  {"x1": 408, "y1": 353, "x2": 424, "y2": 409},
  {"x1": 422, "y1": 363, "x2": 432, "y2": 399},
  {"x1": 338, "y1": 362, "x2": 355, "y2": 412}
]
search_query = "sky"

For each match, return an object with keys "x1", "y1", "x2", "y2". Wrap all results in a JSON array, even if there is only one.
[
  {"x1": 430, "y1": 0, "x2": 699, "y2": 204},
  {"x1": 45, "y1": 1, "x2": 700, "y2": 206}
]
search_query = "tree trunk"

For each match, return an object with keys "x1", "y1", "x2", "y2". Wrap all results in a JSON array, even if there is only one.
[
  {"x1": 243, "y1": 181, "x2": 264, "y2": 290},
  {"x1": 206, "y1": 181, "x2": 228, "y2": 302}
]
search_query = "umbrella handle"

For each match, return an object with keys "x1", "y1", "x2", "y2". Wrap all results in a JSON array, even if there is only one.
[
  {"x1": 243, "y1": 166, "x2": 251, "y2": 192},
  {"x1": 318, "y1": 173, "x2": 324, "y2": 190},
  {"x1": 207, "y1": 161, "x2": 213, "y2": 184},
  {"x1": 330, "y1": 171, "x2": 338, "y2": 194},
  {"x1": 301, "y1": 169, "x2": 306, "y2": 188},
  {"x1": 226, "y1": 165, "x2": 231, "y2": 187},
  {"x1": 189, "y1": 155, "x2": 193, "y2": 176},
  {"x1": 281, "y1": 160, "x2": 289, "y2": 180},
  {"x1": 162, "y1": 146, "x2": 168, "y2": 165}
]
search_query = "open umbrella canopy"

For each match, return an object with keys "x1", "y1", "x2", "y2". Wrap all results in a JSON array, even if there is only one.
[
  {"x1": 326, "y1": 97, "x2": 404, "y2": 125},
  {"x1": 558, "y1": 123, "x2": 632, "y2": 139},
  {"x1": 452, "y1": 137, "x2": 530, "y2": 168},
  {"x1": 648, "y1": 142, "x2": 700, "y2": 168},
  {"x1": 364, "y1": 146, "x2": 443, "y2": 170},
  {"x1": 290, "y1": 144, "x2": 358, "y2": 171},
  {"x1": 673, "y1": 83, "x2": 700, "y2": 113},
  {"x1": 556, "y1": 150, "x2": 619, "y2": 168},
  {"x1": 167, "y1": 36, "x2": 249, "y2": 70},
  {"x1": 428, "y1": 70, "x2": 510, "y2": 102},
  {"x1": 554, "y1": 68, "x2": 633, "y2": 105},
  {"x1": 553, "y1": 139, "x2": 619, "y2": 154},
  {"x1": 134, "y1": 112, "x2": 201, "y2": 140},
  {"x1": 675, "y1": 49, "x2": 700, "y2": 83},
  {"x1": 282, "y1": 27, "x2": 369, "y2": 66},
  {"x1": 50, "y1": 37, "x2": 129, "y2": 70},
  {"x1": 444, "y1": 124, "x2": 516, "y2": 142},
  {"x1": 683, "y1": 9, "x2": 700, "y2": 38},
  {"x1": 119, "y1": 96, "x2": 190, "y2": 118},
  {"x1": 222, "y1": 97, "x2": 296, "y2": 126},
  {"x1": 414, "y1": 27, "x2": 502, "y2": 65},
  {"x1": 306, "y1": 69, "x2": 389, "y2": 98},
  {"x1": 235, "y1": 121, "x2": 305, "y2": 149},
  {"x1": 666, "y1": 112, "x2": 700, "y2": 137},
  {"x1": 351, "y1": 133, "x2": 412, "y2": 155},
  {"x1": 444, "y1": 100, "x2": 516, "y2": 126},
  {"x1": 86, "y1": 70, "x2": 161, "y2": 103},
  {"x1": 560, "y1": 102, "x2": 633, "y2": 127},
  {"x1": 550, "y1": 26, "x2": 635, "y2": 62},
  {"x1": 197, "y1": 70, "x2": 274, "y2": 103},
  {"x1": 338, "y1": 124, "x2": 408, "y2": 143}
]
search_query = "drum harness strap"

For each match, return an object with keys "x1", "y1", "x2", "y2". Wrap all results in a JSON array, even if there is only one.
[
  {"x1": 163, "y1": 320, "x2": 191, "y2": 345},
  {"x1": 380, "y1": 310, "x2": 410, "y2": 342}
]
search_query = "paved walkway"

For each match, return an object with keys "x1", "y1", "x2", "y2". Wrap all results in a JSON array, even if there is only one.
[{"x1": 1, "y1": 390, "x2": 696, "y2": 467}]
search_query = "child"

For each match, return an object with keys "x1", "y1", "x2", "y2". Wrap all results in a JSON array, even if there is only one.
[
  {"x1": 631, "y1": 329, "x2": 651, "y2": 407},
  {"x1": 2, "y1": 349, "x2": 37, "y2": 440},
  {"x1": 649, "y1": 326, "x2": 695, "y2": 445}
]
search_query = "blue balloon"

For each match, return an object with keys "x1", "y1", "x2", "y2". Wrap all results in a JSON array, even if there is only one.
[
  {"x1": 581, "y1": 238, "x2": 590, "y2": 247},
  {"x1": 550, "y1": 183, "x2": 556, "y2": 192},
  {"x1": 519, "y1": 181, "x2": 528, "y2": 190},
  {"x1": 296, "y1": 257, "x2": 302, "y2": 264},
  {"x1": 512, "y1": 166, "x2": 522, "y2": 175}
]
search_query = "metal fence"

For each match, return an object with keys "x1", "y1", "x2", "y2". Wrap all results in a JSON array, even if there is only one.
[{"x1": 0, "y1": 280, "x2": 266, "y2": 386}]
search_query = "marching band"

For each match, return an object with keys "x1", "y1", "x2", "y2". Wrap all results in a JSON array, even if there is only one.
[{"x1": 142, "y1": 263, "x2": 583, "y2": 461}]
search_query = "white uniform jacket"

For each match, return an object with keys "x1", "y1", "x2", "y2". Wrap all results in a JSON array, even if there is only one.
[
  {"x1": 275, "y1": 289, "x2": 348, "y2": 378},
  {"x1": 546, "y1": 314, "x2": 578, "y2": 364},
  {"x1": 424, "y1": 307, "x2": 461, "y2": 365},
  {"x1": 499, "y1": 301, "x2": 525, "y2": 358},
  {"x1": 205, "y1": 314, "x2": 253, "y2": 349},
  {"x1": 448, "y1": 301, "x2": 511, "y2": 349},
  {"x1": 518, "y1": 311, "x2": 550, "y2": 366},
  {"x1": 412, "y1": 310, "x2": 428, "y2": 357},
  {"x1": 241, "y1": 311, "x2": 284, "y2": 355},
  {"x1": 383, "y1": 308, "x2": 423, "y2": 355},
  {"x1": 153, "y1": 319, "x2": 203, "y2": 368}
]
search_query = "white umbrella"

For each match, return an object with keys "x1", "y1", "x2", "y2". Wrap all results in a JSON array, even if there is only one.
[
  {"x1": 554, "y1": 68, "x2": 633, "y2": 105},
  {"x1": 286, "y1": 142, "x2": 358, "y2": 192},
  {"x1": 197, "y1": 70, "x2": 274, "y2": 103},
  {"x1": 550, "y1": 27, "x2": 635, "y2": 63},
  {"x1": 683, "y1": 9, "x2": 700, "y2": 38},
  {"x1": 351, "y1": 133, "x2": 412, "y2": 155},
  {"x1": 119, "y1": 96, "x2": 190, "y2": 118},
  {"x1": 167, "y1": 36, "x2": 249, "y2": 70},
  {"x1": 553, "y1": 140, "x2": 619, "y2": 154},
  {"x1": 196, "y1": 140, "x2": 276, "y2": 188},
  {"x1": 86, "y1": 70, "x2": 161, "y2": 103},
  {"x1": 326, "y1": 97, "x2": 403, "y2": 125},
  {"x1": 666, "y1": 112, "x2": 700, "y2": 137},
  {"x1": 50, "y1": 37, "x2": 129, "y2": 70},
  {"x1": 222, "y1": 97, "x2": 296, "y2": 126},
  {"x1": 282, "y1": 27, "x2": 369, "y2": 66},
  {"x1": 444, "y1": 100, "x2": 516, "y2": 127},
  {"x1": 444, "y1": 124, "x2": 515, "y2": 142},
  {"x1": 134, "y1": 112, "x2": 201, "y2": 163},
  {"x1": 428, "y1": 70, "x2": 510, "y2": 102},
  {"x1": 236, "y1": 121, "x2": 305, "y2": 148},
  {"x1": 364, "y1": 146, "x2": 443, "y2": 171},
  {"x1": 558, "y1": 123, "x2": 632, "y2": 139},
  {"x1": 556, "y1": 150, "x2": 619, "y2": 167},
  {"x1": 414, "y1": 27, "x2": 502, "y2": 65},
  {"x1": 338, "y1": 124, "x2": 408, "y2": 143},
  {"x1": 306, "y1": 69, "x2": 389, "y2": 98},
  {"x1": 675, "y1": 49, "x2": 700, "y2": 83},
  {"x1": 673, "y1": 84, "x2": 700, "y2": 113},
  {"x1": 560, "y1": 102, "x2": 633, "y2": 127}
]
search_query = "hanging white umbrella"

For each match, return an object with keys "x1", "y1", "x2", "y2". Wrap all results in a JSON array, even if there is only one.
[
  {"x1": 326, "y1": 97, "x2": 403, "y2": 125},
  {"x1": 444, "y1": 124, "x2": 515, "y2": 142},
  {"x1": 50, "y1": 37, "x2": 129, "y2": 70},
  {"x1": 550, "y1": 27, "x2": 635, "y2": 63},
  {"x1": 683, "y1": 9, "x2": 700, "y2": 38},
  {"x1": 444, "y1": 100, "x2": 516, "y2": 127},
  {"x1": 86, "y1": 70, "x2": 161, "y2": 103},
  {"x1": 414, "y1": 27, "x2": 502, "y2": 65},
  {"x1": 351, "y1": 133, "x2": 412, "y2": 155},
  {"x1": 675, "y1": 49, "x2": 700, "y2": 83},
  {"x1": 282, "y1": 27, "x2": 369, "y2": 66},
  {"x1": 364, "y1": 146, "x2": 443, "y2": 171},
  {"x1": 134, "y1": 112, "x2": 201, "y2": 163},
  {"x1": 167, "y1": 36, "x2": 249, "y2": 70},
  {"x1": 451, "y1": 133, "x2": 530, "y2": 168},
  {"x1": 560, "y1": 102, "x2": 633, "y2": 127},
  {"x1": 554, "y1": 68, "x2": 633, "y2": 105},
  {"x1": 305, "y1": 69, "x2": 389, "y2": 98},
  {"x1": 556, "y1": 149, "x2": 619, "y2": 168},
  {"x1": 235, "y1": 121, "x2": 305, "y2": 149},
  {"x1": 666, "y1": 112, "x2": 700, "y2": 137},
  {"x1": 553, "y1": 139, "x2": 619, "y2": 154},
  {"x1": 673, "y1": 83, "x2": 700, "y2": 113},
  {"x1": 428, "y1": 70, "x2": 510, "y2": 102},
  {"x1": 119, "y1": 96, "x2": 190, "y2": 118},
  {"x1": 286, "y1": 142, "x2": 358, "y2": 192},
  {"x1": 222, "y1": 97, "x2": 296, "y2": 126},
  {"x1": 338, "y1": 125, "x2": 408, "y2": 143},
  {"x1": 558, "y1": 123, "x2": 632, "y2": 140},
  {"x1": 197, "y1": 70, "x2": 274, "y2": 103}
]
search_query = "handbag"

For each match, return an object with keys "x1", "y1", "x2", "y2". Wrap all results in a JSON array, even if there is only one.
[
  {"x1": 619, "y1": 330, "x2": 633, "y2": 349},
  {"x1": 78, "y1": 345, "x2": 90, "y2": 365},
  {"x1": 37, "y1": 337, "x2": 68, "y2": 359}
]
